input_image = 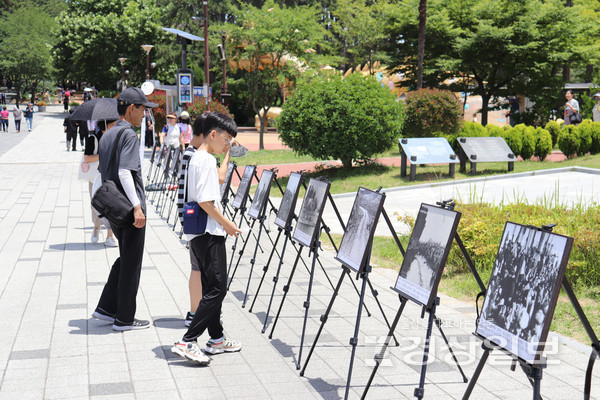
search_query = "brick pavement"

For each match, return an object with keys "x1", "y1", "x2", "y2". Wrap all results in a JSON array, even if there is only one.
[{"x1": 0, "y1": 105, "x2": 597, "y2": 399}]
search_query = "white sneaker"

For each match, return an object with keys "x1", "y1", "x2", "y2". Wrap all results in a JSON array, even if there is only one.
[
  {"x1": 105, "y1": 236, "x2": 118, "y2": 247},
  {"x1": 204, "y1": 337, "x2": 242, "y2": 355},
  {"x1": 91, "y1": 229, "x2": 100, "y2": 244},
  {"x1": 171, "y1": 341, "x2": 211, "y2": 365}
]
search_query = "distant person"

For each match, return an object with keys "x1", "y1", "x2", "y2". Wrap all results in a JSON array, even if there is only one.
[
  {"x1": 12, "y1": 106, "x2": 22, "y2": 133},
  {"x1": 179, "y1": 111, "x2": 193, "y2": 148},
  {"x1": 24, "y1": 103, "x2": 34, "y2": 131},
  {"x1": 0, "y1": 92, "x2": 6, "y2": 105},
  {"x1": 593, "y1": 93, "x2": 600, "y2": 122},
  {"x1": 0, "y1": 106, "x2": 8, "y2": 132},
  {"x1": 564, "y1": 89, "x2": 580, "y2": 126},
  {"x1": 160, "y1": 113, "x2": 184, "y2": 148},
  {"x1": 64, "y1": 109, "x2": 78, "y2": 151},
  {"x1": 144, "y1": 108, "x2": 154, "y2": 149},
  {"x1": 77, "y1": 118, "x2": 89, "y2": 150},
  {"x1": 63, "y1": 95, "x2": 69, "y2": 112}
]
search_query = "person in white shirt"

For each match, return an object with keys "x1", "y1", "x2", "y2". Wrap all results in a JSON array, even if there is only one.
[{"x1": 160, "y1": 113, "x2": 184, "y2": 148}]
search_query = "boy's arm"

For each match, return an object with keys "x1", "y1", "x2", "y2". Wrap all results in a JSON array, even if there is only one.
[
  {"x1": 199, "y1": 201, "x2": 241, "y2": 237},
  {"x1": 217, "y1": 147, "x2": 232, "y2": 184}
]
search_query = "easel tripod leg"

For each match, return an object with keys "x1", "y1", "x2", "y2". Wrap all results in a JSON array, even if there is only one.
[
  {"x1": 462, "y1": 346, "x2": 491, "y2": 400},
  {"x1": 344, "y1": 272, "x2": 369, "y2": 400},
  {"x1": 242, "y1": 220, "x2": 265, "y2": 307},
  {"x1": 248, "y1": 228, "x2": 282, "y2": 313},
  {"x1": 434, "y1": 317, "x2": 468, "y2": 382},
  {"x1": 414, "y1": 304, "x2": 437, "y2": 400},
  {"x1": 269, "y1": 248, "x2": 302, "y2": 339},
  {"x1": 366, "y1": 279, "x2": 397, "y2": 345},
  {"x1": 297, "y1": 245, "x2": 319, "y2": 369},
  {"x1": 227, "y1": 218, "x2": 255, "y2": 290}
]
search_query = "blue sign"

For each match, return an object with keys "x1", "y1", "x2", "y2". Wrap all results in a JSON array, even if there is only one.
[{"x1": 193, "y1": 86, "x2": 213, "y2": 98}]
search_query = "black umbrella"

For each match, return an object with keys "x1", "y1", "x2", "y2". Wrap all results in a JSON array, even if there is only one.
[{"x1": 71, "y1": 98, "x2": 119, "y2": 121}]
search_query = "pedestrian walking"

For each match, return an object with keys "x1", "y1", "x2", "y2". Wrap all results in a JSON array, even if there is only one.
[
  {"x1": 179, "y1": 111, "x2": 193, "y2": 148},
  {"x1": 0, "y1": 92, "x2": 6, "y2": 105},
  {"x1": 592, "y1": 93, "x2": 600, "y2": 123},
  {"x1": 0, "y1": 106, "x2": 9, "y2": 132},
  {"x1": 564, "y1": 90, "x2": 580, "y2": 126},
  {"x1": 77, "y1": 118, "x2": 89, "y2": 150},
  {"x1": 64, "y1": 109, "x2": 78, "y2": 151},
  {"x1": 24, "y1": 103, "x2": 34, "y2": 131},
  {"x1": 92, "y1": 87, "x2": 157, "y2": 331},
  {"x1": 12, "y1": 106, "x2": 22, "y2": 133}
]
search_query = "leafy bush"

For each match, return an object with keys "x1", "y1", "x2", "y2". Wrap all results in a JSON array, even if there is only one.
[
  {"x1": 458, "y1": 121, "x2": 487, "y2": 137},
  {"x1": 36, "y1": 101, "x2": 47, "y2": 106},
  {"x1": 97, "y1": 90, "x2": 116, "y2": 99},
  {"x1": 534, "y1": 127, "x2": 552, "y2": 161},
  {"x1": 69, "y1": 101, "x2": 80, "y2": 106},
  {"x1": 519, "y1": 124, "x2": 536, "y2": 160},
  {"x1": 576, "y1": 120, "x2": 593, "y2": 155},
  {"x1": 485, "y1": 124, "x2": 504, "y2": 137},
  {"x1": 186, "y1": 99, "x2": 232, "y2": 121},
  {"x1": 401, "y1": 88, "x2": 463, "y2": 138},
  {"x1": 277, "y1": 73, "x2": 404, "y2": 168},
  {"x1": 590, "y1": 122, "x2": 600, "y2": 154},
  {"x1": 544, "y1": 120, "x2": 561, "y2": 147},
  {"x1": 558, "y1": 125, "x2": 581, "y2": 158},
  {"x1": 499, "y1": 126, "x2": 522, "y2": 156}
]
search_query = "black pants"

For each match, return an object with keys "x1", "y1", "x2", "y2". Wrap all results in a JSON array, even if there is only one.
[
  {"x1": 183, "y1": 234, "x2": 227, "y2": 342},
  {"x1": 96, "y1": 223, "x2": 146, "y2": 325},
  {"x1": 15, "y1": 120, "x2": 20, "y2": 131},
  {"x1": 66, "y1": 131, "x2": 77, "y2": 150}
]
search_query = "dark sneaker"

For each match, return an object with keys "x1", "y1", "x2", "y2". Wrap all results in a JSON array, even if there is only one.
[
  {"x1": 112, "y1": 319, "x2": 150, "y2": 331},
  {"x1": 184, "y1": 312, "x2": 194, "y2": 327},
  {"x1": 204, "y1": 338, "x2": 242, "y2": 355},
  {"x1": 171, "y1": 341, "x2": 211, "y2": 365},
  {"x1": 92, "y1": 310, "x2": 115, "y2": 323}
]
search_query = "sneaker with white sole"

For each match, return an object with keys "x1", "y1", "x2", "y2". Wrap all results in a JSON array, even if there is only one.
[
  {"x1": 92, "y1": 310, "x2": 115, "y2": 323},
  {"x1": 184, "y1": 312, "x2": 194, "y2": 327},
  {"x1": 91, "y1": 229, "x2": 100, "y2": 244},
  {"x1": 105, "y1": 236, "x2": 118, "y2": 247},
  {"x1": 204, "y1": 337, "x2": 242, "y2": 355},
  {"x1": 112, "y1": 318, "x2": 150, "y2": 331},
  {"x1": 171, "y1": 341, "x2": 211, "y2": 365}
]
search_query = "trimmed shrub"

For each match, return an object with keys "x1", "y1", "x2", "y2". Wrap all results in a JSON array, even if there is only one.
[
  {"x1": 499, "y1": 126, "x2": 522, "y2": 155},
  {"x1": 459, "y1": 121, "x2": 487, "y2": 137},
  {"x1": 485, "y1": 124, "x2": 504, "y2": 137},
  {"x1": 277, "y1": 73, "x2": 404, "y2": 168},
  {"x1": 576, "y1": 120, "x2": 593, "y2": 155},
  {"x1": 558, "y1": 125, "x2": 580, "y2": 158},
  {"x1": 402, "y1": 88, "x2": 463, "y2": 138},
  {"x1": 534, "y1": 127, "x2": 552, "y2": 161},
  {"x1": 590, "y1": 122, "x2": 600, "y2": 154},
  {"x1": 186, "y1": 99, "x2": 232, "y2": 121},
  {"x1": 544, "y1": 120, "x2": 561, "y2": 147},
  {"x1": 520, "y1": 125, "x2": 536, "y2": 160}
]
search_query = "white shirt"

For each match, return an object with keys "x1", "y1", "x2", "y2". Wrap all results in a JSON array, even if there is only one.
[
  {"x1": 164, "y1": 123, "x2": 181, "y2": 146},
  {"x1": 185, "y1": 150, "x2": 225, "y2": 240}
]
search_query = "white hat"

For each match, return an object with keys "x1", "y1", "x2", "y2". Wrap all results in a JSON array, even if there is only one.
[{"x1": 594, "y1": 93, "x2": 600, "y2": 98}]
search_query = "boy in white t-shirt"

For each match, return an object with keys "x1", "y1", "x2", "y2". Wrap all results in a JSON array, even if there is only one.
[{"x1": 171, "y1": 112, "x2": 242, "y2": 365}]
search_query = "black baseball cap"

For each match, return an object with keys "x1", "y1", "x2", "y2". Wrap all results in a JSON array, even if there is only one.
[{"x1": 117, "y1": 87, "x2": 158, "y2": 108}]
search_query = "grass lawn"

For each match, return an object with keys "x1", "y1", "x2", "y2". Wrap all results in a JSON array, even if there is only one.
[{"x1": 322, "y1": 233, "x2": 600, "y2": 344}]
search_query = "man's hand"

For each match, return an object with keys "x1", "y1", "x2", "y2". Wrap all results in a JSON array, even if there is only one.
[
  {"x1": 133, "y1": 205, "x2": 146, "y2": 228},
  {"x1": 223, "y1": 220, "x2": 242, "y2": 237}
]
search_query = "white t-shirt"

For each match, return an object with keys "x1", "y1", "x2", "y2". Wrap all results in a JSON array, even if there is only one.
[
  {"x1": 185, "y1": 149, "x2": 225, "y2": 240},
  {"x1": 164, "y1": 123, "x2": 181, "y2": 146}
]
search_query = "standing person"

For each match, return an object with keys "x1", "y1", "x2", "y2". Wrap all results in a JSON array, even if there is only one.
[
  {"x1": 57, "y1": 88, "x2": 63, "y2": 105},
  {"x1": 564, "y1": 89, "x2": 580, "y2": 126},
  {"x1": 0, "y1": 92, "x2": 6, "y2": 105},
  {"x1": 77, "y1": 118, "x2": 89, "y2": 150},
  {"x1": 80, "y1": 119, "x2": 117, "y2": 247},
  {"x1": 63, "y1": 95, "x2": 69, "y2": 113},
  {"x1": 0, "y1": 106, "x2": 8, "y2": 132},
  {"x1": 179, "y1": 111, "x2": 193, "y2": 148},
  {"x1": 592, "y1": 93, "x2": 600, "y2": 122},
  {"x1": 144, "y1": 108, "x2": 154, "y2": 149},
  {"x1": 171, "y1": 112, "x2": 242, "y2": 365},
  {"x1": 12, "y1": 106, "x2": 22, "y2": 133},
  {"x1": 24, "y1": 103, "x2": 34, "y2": 131},
  {"x1": 64, "y1": 109, "x2": 78, "y2": 151},
  {"x1": 92, "y1": 87, "x2": 157, "y2": 331},
  {"x1": 160, "y1": 113, "x2": 184, "y2": 148}
]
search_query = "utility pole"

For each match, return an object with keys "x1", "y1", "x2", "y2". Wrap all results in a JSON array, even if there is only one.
[{"x1": 203, "y1": 1, "x2": 210, "y2": 110}]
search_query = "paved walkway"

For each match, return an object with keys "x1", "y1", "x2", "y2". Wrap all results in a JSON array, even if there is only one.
[{"x1": 0, "y1": 105, "x2": 597, "y2": 399}]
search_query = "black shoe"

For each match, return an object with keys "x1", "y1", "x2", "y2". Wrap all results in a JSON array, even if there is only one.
[
  {"x1": 112, "y1": 319, "x2": 150, "y2": 331},
  {"x1": 184, "y1": 312, "x2": 194, "y2": 327},
  {"x1": 92, "y1": 310, "x2": 115, "y2": 323}
]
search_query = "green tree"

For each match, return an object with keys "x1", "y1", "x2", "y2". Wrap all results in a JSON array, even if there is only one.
[
  {"x1": 53, "y1": 0, "x2": 163, "y2": 89},
  {"x1": 0, "y1": 5, "x2": 56, "y2": 106},
  {"x1": 227, "y1": 0, "x2": 327, "y2": 149}
]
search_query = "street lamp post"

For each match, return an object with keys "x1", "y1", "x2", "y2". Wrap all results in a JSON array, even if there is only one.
[
  {"x1": 203, "y1": 1, "x2": 210, "y2": 110},
  {"x1": 218, "y1": 31, "x2": 231, "y2": 107},
  {"x1": 141, "y1": 45, "x2": 154, "y2": 81},
  {"x1": 118, "y1": 57, "x2": 127, "y2": 90}
]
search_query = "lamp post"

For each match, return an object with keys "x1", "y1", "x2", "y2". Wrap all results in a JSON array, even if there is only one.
[
  {"x1": 118, "y1": 57, "x2": 127, "y2": 90},
  {"x1": 141, "y1": 45, "x2": 154, "y2": 81},
  {"x1": 218, "y1": 31, "x2": 231, "y2": 107}
]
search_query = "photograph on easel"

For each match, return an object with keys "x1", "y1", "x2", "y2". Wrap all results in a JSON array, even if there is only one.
[
  {"x1": 335, "y1": 187, "x2": 385, "y2": 273},
  {"x1": 220, "y1": 162, "x2": 235, "y2": 203},
  {"x1": 394, "y1": 204, "x2": 461, "y2": 307},
  {"x1": 293, "y1": 178, "x2": 330, "y2": 248},
  {"x1": 232, "y1": 165, "x2": 256, "y2": 210},
  {"x1": 248, "y1": 170, "x2": 274, "y2": 219},
  {"x1": 275, "y1": 172, "x2": 303, "y2": 229},
  {"x1": 476, "y1": 222, "x2": 573, "y2": 364}
]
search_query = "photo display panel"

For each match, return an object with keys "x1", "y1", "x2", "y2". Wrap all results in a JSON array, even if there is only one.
[
  {"x1": 292, "y1": 178, "x2": 331, "y2": 248},
  {"x1": 476, "y1": 222, "x2": 573, "y2": 364},
  {"x1": 275, "y1": 172, "x2": 304, "y2": 230},
  {"x1": 248, "y1": 170, "x2": 274, "y2": 219},
  {"x1": 220, "y1": 162, "x2": 235, "y2": 204},
  {"x1": 335, "y1": 187, "x2": 385, "y2": 273},
  {"x1": 393, "y1": 204, "x2": 461, "y2": 307},
  {"x1": 232, "y1": 165, "x2": 256, "y2": 210}
]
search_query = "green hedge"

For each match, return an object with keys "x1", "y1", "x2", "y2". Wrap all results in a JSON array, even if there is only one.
[{"x1": 401, "y1": 89, "x2": 463, "y2": 138}]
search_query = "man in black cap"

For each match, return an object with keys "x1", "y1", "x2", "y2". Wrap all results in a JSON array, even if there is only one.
[{"x1": 92, "y1": 87, "x2": 158, "y2": 331}]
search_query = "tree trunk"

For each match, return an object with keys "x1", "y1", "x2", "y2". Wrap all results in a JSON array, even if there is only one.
[
  {"x1": 481, "y1": 93, "x2": 490, "y2": 126},
  {"x1": 416, "y1": 0, "x2": 427, "y2": 90},
  {"x1": 259, "y1": 106, "x2": 269, "y2": 151},
  {"x1": 30, "y1": 79, "x2": 38, "y2": 105},
  {"x1": 342, "y1": 157, "x2": 353, "y2": 169}
]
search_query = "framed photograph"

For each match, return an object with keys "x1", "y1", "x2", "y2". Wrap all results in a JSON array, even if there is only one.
[
  {"x1": 292, "y1": 178, "x2": 330, "y2": 248},
  {"x1": 275, "y1": 172, "x2": 304, "y2": 230},
  {"x1": 476, "y1": 222, "x2": 573, "y2": 364},
  {"x1": 393, "y1": 204, "x2": 461, "y2": 308},
  {"x1": 220, "y1": 162, "x2": 235, "y2": 204},
  {"x1": 232, "y1": 165, "x2": 256, "y2": 210},
  {"x1": 248, "y1": 170, "x2": 274, "y2": 220},
  {"x1": 335, "y1": 187, "x2": 386, "y2": 273}
]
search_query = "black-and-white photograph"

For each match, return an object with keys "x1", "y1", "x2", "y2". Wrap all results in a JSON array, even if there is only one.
[
  {"x1": 394, "y1": 204, "x2": 461, "y2": 307},
  {"x1": 232, "y1": 165, "x2": 256, "y2": 210},
  {"x1": 292, "y1": 178, "x2": 330, "y2": 248},
  {"x1": 248, "y1": 170, "x2": 274, "y2": 219},
  {"x1": 335, "y1": 188, "x2": 385, "y2": 273},
  {"x1": 275, "y1": 172, "x2": 303, "y2": 230},
  {"x1": 476, "y1": 222, "x2": 573, "y2": 364},
  {"x1": 220, "y1": 162, "x2": 235, "y2": 204}
]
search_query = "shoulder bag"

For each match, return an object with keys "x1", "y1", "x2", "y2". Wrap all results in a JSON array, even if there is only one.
[
  {"x1": 570, "y1": 112, "x2": 583, "y2": 124},
  {"x1": 182, "y1": 161, "x2": 208, "y2": 235},
  {"x1": 91, "y1": 128, "x2": 135, "y2": 229}
]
